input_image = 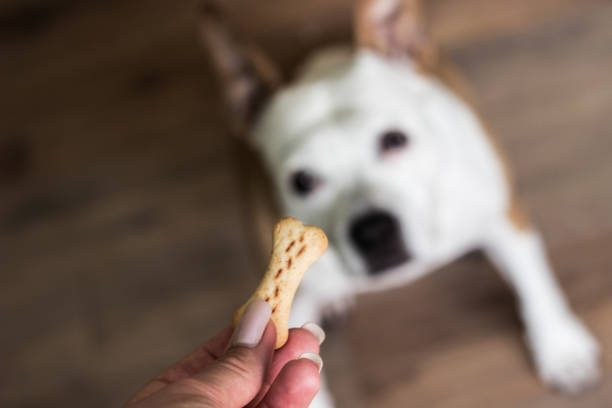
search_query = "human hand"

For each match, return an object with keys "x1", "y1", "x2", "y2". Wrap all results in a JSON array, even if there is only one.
[{"x1": 124, "y1": 299, "x2": 325, "y2": 408}]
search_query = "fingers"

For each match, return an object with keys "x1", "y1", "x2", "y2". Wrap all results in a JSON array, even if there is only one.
[
  {"x1": 268, "y1": 327, "x2": 322, "y2": 386},
  {"x1": 187, "y1": 300, "x2": 277, "y2": 407},
  {"x1": 124, "y1": 300, "x2": 326, "y2": 408},
  {"x1": 248, "y1": 324, "x2": 324, "y2": 407},
  {"x1": 125, "y1": 326, "x2": 233, "y2": 405},
  {"x1": 257, "y1": 357, "x2": 321, "y2": 408}
]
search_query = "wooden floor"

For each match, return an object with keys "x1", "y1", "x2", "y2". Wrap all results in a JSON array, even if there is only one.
[{"x1": 1, "y1": 0, "x2": 611, "y2": 407}]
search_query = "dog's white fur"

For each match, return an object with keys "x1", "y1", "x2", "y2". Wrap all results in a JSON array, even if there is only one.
[{"x1": 252, "y1": 48, "x2": 600, "y2": 406}]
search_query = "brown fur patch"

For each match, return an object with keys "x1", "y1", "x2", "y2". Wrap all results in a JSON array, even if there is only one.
[{"x1": 508, "y1": 199, "x2": 531, "y2": 231}]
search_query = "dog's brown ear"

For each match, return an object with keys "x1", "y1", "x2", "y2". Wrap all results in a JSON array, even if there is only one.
[
  {"x1": 199, "y1": 1, "x2": 281, "y2": 136},
  {"x1": 354, "y1": 0, "x2": 437, "y2": 70}
]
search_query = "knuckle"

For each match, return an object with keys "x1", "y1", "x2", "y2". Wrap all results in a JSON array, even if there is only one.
[
  {"x1": 156, "y1": 379, "x2": 219, "y2": 407},
  {"x1": 220, "y1": 348, "x2": 254, "y2": 379}
]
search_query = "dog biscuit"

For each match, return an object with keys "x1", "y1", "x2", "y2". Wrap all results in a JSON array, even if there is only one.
[{"x1": 233, "y1": 217, "x2": 328, "y2": 348}]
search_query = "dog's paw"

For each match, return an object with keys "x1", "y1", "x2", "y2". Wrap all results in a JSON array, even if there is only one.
[
  {"x1": 320, "y1": 293, "x2": 355, "y2": 322},
  {"x1": 527, "y1": 315, "x2": 601, "y2": 394}
]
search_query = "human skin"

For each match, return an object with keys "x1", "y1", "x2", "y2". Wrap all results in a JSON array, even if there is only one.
[{"x1": 125, "y1": 300, "x2": 323, "y2": 408}]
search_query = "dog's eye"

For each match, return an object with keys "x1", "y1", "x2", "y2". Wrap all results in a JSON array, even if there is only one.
[
  {"x1": 380, "y1": 130, "x2": 409, "y2": 153},
  {"x1": 290, "y1": 170, "x2": 319, "y2": 196}
]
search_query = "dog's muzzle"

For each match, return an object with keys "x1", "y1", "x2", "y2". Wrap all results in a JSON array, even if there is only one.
[{"x1": 349, "y1": 209, "x2": 411, "y2": 274}]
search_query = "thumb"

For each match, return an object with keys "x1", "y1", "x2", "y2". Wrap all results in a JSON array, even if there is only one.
[{"x1": 193, "y1": 300, "x2": 275, "y2": 408}]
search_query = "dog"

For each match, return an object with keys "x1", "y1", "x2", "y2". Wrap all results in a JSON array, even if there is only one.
[{"x1": 200, "y1": 0, "x2": 600, "y2": 406}]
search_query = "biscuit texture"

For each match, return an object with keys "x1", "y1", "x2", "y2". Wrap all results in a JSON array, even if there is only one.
[{"x1": 233, "y1": 217, "x2": 328, "y2": 348}]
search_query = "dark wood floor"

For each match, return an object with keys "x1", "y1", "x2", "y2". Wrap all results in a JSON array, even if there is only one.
[{"x1": 1, "y1": 0, "x2": 611, "y2": 407}]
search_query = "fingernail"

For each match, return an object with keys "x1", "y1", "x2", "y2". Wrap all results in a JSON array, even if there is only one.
[
  {"x1": 301, "y1": 322, "x2": 326, "y2": 345},
  {"x1": 232, "y1": 299, "x2": 271, "y2": 348},
  {"x1": 299, "y1": 352, "x2": 323, "y2": 373}
]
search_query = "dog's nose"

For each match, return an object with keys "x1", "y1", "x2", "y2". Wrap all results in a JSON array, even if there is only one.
[
  {"x1": 350, "y1": 210, "x2": 396, "y2": 250},
  {"x1": 349, "y1": 210, "x2": 411, "y2": 274}
]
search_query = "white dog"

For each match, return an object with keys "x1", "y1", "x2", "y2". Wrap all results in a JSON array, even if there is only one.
[{"x1": 201, "y1": 0, "x2": 600, "y2": 406}]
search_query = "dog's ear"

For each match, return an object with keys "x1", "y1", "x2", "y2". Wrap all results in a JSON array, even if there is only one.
[
  {"x1": 199, "y1": 1, "x2": 281, "y2": 136},
  {"x1": 354, "y1": 0, "x2": 437, "y2": 70}
]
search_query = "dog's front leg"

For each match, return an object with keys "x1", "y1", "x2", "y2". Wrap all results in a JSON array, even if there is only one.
[
  {"x1": 289, "y1": 248, "x2": 354, "y2": 408},
  {"x1": 290, "y1": 291, "x2": 337, "y2": 408},
  {"x1": 290, "y1": 247, "x2": 357, "y2": 327},
  {"x1": 483, "y1": 216, "x2": 600, "y2": 394}
]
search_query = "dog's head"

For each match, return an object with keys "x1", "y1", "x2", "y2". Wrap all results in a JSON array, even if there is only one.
[{"x1": 201, "y1": 0, "x2": 475, "y2": 279}]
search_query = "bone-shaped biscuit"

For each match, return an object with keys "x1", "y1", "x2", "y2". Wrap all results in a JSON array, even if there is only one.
[{"x1": 233, "y1": 217, "x2": 328, "y2": 348}]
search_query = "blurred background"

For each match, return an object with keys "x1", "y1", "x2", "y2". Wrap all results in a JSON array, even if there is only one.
[{"x1": 1, "y1": 0, "x2": 611, "y2": 406}]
